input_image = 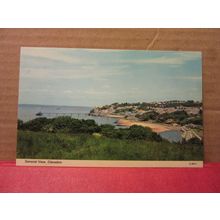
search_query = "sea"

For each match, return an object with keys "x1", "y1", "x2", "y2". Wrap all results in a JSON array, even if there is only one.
[
  {"x1": 159, "y1": 130, "x2": 182, "y2": 143},
  {"x1": 18, "y1": 104, "x2": 118, "y2": 126},
  {"x1": 18, "y1": 104, "x2": 182, "y2": 143}
]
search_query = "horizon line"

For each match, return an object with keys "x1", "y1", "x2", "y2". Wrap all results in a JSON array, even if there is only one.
[{"x1": 19, "y1": 99, "x2": 203, "y2": 108}]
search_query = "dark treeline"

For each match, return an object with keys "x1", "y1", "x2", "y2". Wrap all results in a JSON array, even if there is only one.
[
  {"x1": 135, "y1": 110, "x2": 202, "y2": 125},
  {"x1": 18, "y1": 117, "x2": 163, "y2": 142},
  {"x1": 98, "y1": 100, "x2": 202, "y2": 110}
]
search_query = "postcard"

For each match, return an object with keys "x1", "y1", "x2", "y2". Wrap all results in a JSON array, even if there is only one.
[{"x1": 16, "y1": 47, "x2": 203, "y2": 167}]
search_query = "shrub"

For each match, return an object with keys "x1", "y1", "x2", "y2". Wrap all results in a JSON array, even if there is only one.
[
  {"x1": 100, "y1": 124, "x2": 116, "y2": 138},
  {"x1": 157, "y1": 111, "x2": 188, "y2": 123},
  {"x1": 19, "y1": 117, "x2": 101, "y2": 134},
  {"x1": 180, "y1": 116, "x2": 202, "y2": 126},
  {"x1": 127, "y1": 125, "x2": 152, "y2": 140},
  {"x1": 22, "y1": 117, "x2": 49, "y2": 132},
  {"x1": 136, "y1": 111, "x2": 159, "y2": 121},
  {"x1": 79, "y1": 119, "x2": 101, "y2": 134},
  {"x1": 53, "y1": 116, "x2": 73, "y2": 132},
  {"x1": 17, "y1": 130, "x2": 203, "y2": 161},
  {"x1": 18, "y1": 117, "x2": 164, "y2": 142}
]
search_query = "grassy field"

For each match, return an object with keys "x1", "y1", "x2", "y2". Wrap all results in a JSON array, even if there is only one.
[{"x1": 17, "y1": 130, "x2": 203, "y2": 161}]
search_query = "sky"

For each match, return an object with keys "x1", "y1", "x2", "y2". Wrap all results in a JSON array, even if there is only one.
[{"x1": 19, "y1": 47, "x2": 202, "y2": 107}]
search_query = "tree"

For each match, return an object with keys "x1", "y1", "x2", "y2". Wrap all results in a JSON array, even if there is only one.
[
  {"x1": 79, "y1": 119, "x2": 100, "y2": 134},
  {"x1": 22, "y1": 117, "x2": 49, "y2": 132},
  {"x1": 136, "y1": 111, "x2": 159, "y2": 121},
  {"x1": 53, "y1": 116, "x2": 73, "y2": 132},
  {"x1": 70, "y1": 118, "x2": 83, "y2": 133},
  {"x1": 100, "y1": 124, "x2": 116, "y2": 138},
  {"x1": 128, "y1": 125, "x2": 153, "y2": 140}
]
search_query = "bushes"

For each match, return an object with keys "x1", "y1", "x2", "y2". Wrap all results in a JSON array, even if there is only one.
[
  {"x1": 100, "y1": 124, "x2": 117, "y2": 138},
  {"x1": 17, "y1": 117, "x2": 202, "y2": 161},
  {"x1": 136, "y1": 111, "x2": 159, "y2": 121},
  {"x1": 53, "y1": 116, "x2": 73, "y2": 132},
  {"x1": 180, "y1": 116, "x2": 202, "y2": 126},
  {"x1": 79, "y1": 119, "x2": 101, "y2": 134},
  {"x1": 17, "y1": 130, "x2": 203, "y2": 160},
  {"x1": 128, "y1": 125, "x2": 162, "y2": 141},
  {"x1": 157, "y1": 111, "x2": 188, "y2": 123},
  {"x1": 182, "y1": 100, "x2": 202, "y2": 107},
  {"x1": 99, "y1": 124, "x2": 129, "y2": 139},
  {"x1": 18, "y1": 117, "x2": 162, "y2": 142},
  {"x1": 99, "y1": 124, "x2": 162, "y2": 142},
  {"x1": 18, "y1": 117, "x2": 101, "y2": 134},
  {"x1": 21, "y1": 117, "x2": 50, "y2": 132},
  {"x1": 127, "y1": 125, "x2": 152, "y2": 140},
  {"x1": 136, "y1": 110, "x2": 189, "y2": 124}
]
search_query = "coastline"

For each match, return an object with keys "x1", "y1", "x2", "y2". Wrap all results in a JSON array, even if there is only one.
[
  {"x1": 89, "y1": 113, "x2": 124, "y2": 119},
  {"x1": 116, "y1": 118, "x2": 180, "y2": 133}
]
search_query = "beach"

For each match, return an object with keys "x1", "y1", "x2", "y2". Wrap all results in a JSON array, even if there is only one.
[{"x1": 116, "y1": 118, "x2": 180, "y2": 133}]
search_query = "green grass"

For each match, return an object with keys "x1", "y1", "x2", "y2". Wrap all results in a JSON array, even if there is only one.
[{"x1": 17, "y1": 130, "x2": 203, "y2": 161}]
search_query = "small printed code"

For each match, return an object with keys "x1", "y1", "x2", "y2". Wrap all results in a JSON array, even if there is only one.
[{"x1": 189, "y1": 162, "x2": 197, "y2": 165}]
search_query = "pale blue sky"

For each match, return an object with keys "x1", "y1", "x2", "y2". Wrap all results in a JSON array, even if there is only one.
[{"x1": 19, "y1": 47, "x2": 202, "y2": 107}]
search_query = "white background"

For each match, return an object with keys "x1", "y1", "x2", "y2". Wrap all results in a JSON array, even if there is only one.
[
  {"x1": 0, "y1": 0, "x2": 219, "y2": 27},
  {"x1": 0, "y1": 194, "x2": 220, "y2": 220},
  {"x1": 0, "y1": 0, "x2": 219, "y2": 219}
]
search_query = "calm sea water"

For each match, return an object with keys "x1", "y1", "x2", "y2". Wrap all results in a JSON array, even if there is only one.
[
  {"x1": 18, "y1": 104, "x2": 182, "y2": 142},
  {"x1": 18, "y1": 104, "x2": 117, "y2": 126},
  {"x1": 159, "y1": 130, "x2": 182, "y2": 143}
]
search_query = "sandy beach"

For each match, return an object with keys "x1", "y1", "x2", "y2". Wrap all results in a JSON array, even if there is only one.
[{"x1": 117, "y1": 119, "x2": 180, "y2": 133}]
